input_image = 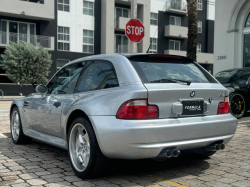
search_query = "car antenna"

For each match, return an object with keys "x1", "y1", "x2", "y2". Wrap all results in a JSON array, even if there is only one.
[{"x1": 146, "y1": 43, "x2": 151, "y2": 53}]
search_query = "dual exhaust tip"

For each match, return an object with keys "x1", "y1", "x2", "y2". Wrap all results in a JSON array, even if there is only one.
[
  {"x1": 166, "y1": 149, "x2": 180, "y2": 158},
  {"x1": 205, "y1": 144, "x2": 225, "y2": 151},
  {"x1": 162, "y1": 144, "x2": 225, "y2": 159}
]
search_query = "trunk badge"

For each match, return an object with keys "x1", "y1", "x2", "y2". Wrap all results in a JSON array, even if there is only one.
[
  {"x1": 209, "y1": 97, "x2": 213, "y2": 103},
  {"x1": 190, "y1": 91, "x2": 195, "y2": 97},
  {"x1": 219, "y1": 93, "x2": 225, "y2": 97}
]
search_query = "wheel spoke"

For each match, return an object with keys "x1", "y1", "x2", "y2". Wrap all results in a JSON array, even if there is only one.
[
  {"x1": 15, "y1": 128, "x2": 19, "y2": 136},
  {"x1": 15, "y1": 113, "x2": 19, "y2": 123},
  {"x1": 82, "y1": 151, "x2": 89, "y2": 167},
  {"x1": 79, "y1": 134, "x2": 85, "y2": 145},
  {"x1": 82, "y1": 133, "x2": 89, "y2": 142}
]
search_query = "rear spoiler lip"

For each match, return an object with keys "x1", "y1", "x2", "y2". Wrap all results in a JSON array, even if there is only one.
[{"x1": 125, "y1": 54, "x2": 194, "y2": 62}]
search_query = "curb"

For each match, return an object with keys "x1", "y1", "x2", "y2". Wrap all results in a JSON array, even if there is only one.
[{"x1": 0, "y1": 97, "x2": 24, "y2": 101}]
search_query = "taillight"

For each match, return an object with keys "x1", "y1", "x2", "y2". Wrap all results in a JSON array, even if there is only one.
[
  {"x1": 217, "y1": 96, "x2": 230, "y2": 114},
  {"x1": 116, "y1": 99, "x2": 159, "y2": 119}
]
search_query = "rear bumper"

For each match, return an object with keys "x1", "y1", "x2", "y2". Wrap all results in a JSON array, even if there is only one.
[{"x1": 89, "y1": 114, "x2": 237, "y2": 159}]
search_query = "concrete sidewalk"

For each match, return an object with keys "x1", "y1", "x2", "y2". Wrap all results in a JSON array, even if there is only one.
[{"x1": 0, "y1": 96, "x2": 23, "y2": 101}]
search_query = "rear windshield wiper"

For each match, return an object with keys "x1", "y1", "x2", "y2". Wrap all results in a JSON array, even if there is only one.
[{"x1": 150, "y1": 79, "x2": 191, "y2": 85}]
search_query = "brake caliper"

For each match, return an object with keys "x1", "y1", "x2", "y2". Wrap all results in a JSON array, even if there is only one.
[{"x1": 238, "y1": 100, "x2": 241, "y2": 111}]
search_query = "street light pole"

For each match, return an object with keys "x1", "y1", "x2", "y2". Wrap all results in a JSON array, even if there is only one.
[{"x1": 129, "y1": 0, "x2": 137, "y2": 53}]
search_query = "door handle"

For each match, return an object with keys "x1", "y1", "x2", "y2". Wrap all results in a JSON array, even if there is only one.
[{"x1": 53, "y1": 102, "x2": 61, "y2": 108}]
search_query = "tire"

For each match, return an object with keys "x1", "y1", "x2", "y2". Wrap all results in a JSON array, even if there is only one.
[
  {"x1": 68, "y1": 117, "x2": 109, "y2": 179},
  {"x1": 10, "y1": 107, "x2": 32, "y2": 144},
  {"x1": 230, "y1": 93, "x2": 246, "y2": 119}
]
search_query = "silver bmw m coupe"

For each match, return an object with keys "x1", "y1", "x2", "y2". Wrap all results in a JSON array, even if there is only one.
[{"x1": 10, "y1": 54, "x2": 237, "y2": 179}]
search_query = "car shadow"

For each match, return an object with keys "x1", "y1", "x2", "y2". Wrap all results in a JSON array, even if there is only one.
[
  {"x1": 0, "y1": 137, "x2": 211, "y2": 186},
  {"x1": 107, "y1": 153, "x2": 210, "y2": 178}
]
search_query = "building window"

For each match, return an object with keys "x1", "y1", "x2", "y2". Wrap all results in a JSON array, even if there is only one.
[
  {"x1": 115, "y1": 34, "x2": 129, "y2": 53},
  {"x1": 0, "y1": 20, "x2": 37, "y2": 46},
  {"x1": 83, "y1": 1, "x2": 94, "y2": 16},
  {"x1": 58, "y1": 0, "x2": 69, "y2": 12},
  {"x1": 197, "y1": 44, "x2": 201, "y2": 53},
  {"x1": 169, "y1": 40, "x2": 180, "y2": 51},
  {"x1": 149, "y1": 38, "x2": 157, "y2": 53},
  {"x1": 198, "y1": 21, "x2": 202, "y2": 33},
  {"x1": 198, "y1": 0, "x2": 202, "y2": 10},
  {"x1": 83, "y1": 30, "x2": 94, "y2": 53},
  {"x1": 20, "y1": 0, "x2": 44, "y2": 4},
  {"x1": 115, "y1": 7, "x2": 130, "y2": 19},
  {"x1": 57, "y1": 59, "x2": 70, "y2": 69},
  {"x1": 115, "y1": 7, "x2": 130, "y2": 27},
  {"x1": 170, "y1": 16, "x2": 181, "y2": 26},
  {"x1": 58, "y1": 26, "x2": 70, "y2": 51},
  {"x1": 150, "y1": 13, "x2": 158, "y2": 26}
]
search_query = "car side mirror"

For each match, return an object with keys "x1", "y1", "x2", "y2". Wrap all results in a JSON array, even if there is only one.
[{"x1": 35, "y1": 85, "x2": 48, "y2": 99}]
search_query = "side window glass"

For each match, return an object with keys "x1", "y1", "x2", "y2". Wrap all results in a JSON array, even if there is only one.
[
  {"x1": 240, "y1": 73, "x2": 250, "y2": 84},
  {"x1": 50, "y1": 63, "x2": 84, "y2": 94},
  {"x1": 47, "y1": 76, "x2": 57, "y2": 94},
  {"x1": 75, "y1": 60, "x2": 119, "y2": 92},
  {"x1": 232, "y1": 72, "x2": 250, "y2": 85}
]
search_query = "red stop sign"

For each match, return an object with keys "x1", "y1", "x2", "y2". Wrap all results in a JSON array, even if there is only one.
[{"x1": 126, "y1": 19, "x2": 145, "y2": 43}]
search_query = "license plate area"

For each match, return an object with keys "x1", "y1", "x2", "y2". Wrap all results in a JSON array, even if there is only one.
[{"x1": 181, "y1": 100, "x2": 204, "y2": 116}]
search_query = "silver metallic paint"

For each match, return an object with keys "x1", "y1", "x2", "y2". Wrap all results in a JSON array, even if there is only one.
[{"x1": 10, "y1": 54, "x2": 238, "y2": 160}]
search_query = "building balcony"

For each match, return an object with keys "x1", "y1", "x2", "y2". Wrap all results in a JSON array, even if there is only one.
[
  {"x1": 165, "y1": 25, "x2": 188, "y2": 39},
  {"x1": 115, "y1": 17, "x2": 131, "y2": 31},
  {"x1": 164, "y1": 1, "x2": 187, "y2": 15},
  {"x1": 164, "y1": 50, "x2": 214, "y2": 64},
  {"x1": 115, "y1": 45, "x2": 138, "y2": 53},
  {"x1": 0, "y1": 31, "x2": 55, "y2": 51},
  {"x1": 115, "y1": 45, "x2": 130, "y2": 53},
  {"x1": 0, "y1": 0, "x2": 54, "y2": 21}
]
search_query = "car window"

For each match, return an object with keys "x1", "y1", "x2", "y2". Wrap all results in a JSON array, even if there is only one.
[
  {"x1": 47, "y1": 63, "x2": 84, "y2": 94},
  {"x1": 231, "y1": 72, "x2": 250, "y2": 85},
  {"x1": 214, "y1": 71, "x2": 238, "y2": 84},
  {"x1": 75, "y1": 60, "x2": 119, "y2": 92},
  {"x1": 215, "y1": 70, "x2": 250, "y2": 85},
  {"x1": 130, "y1": 60, "x2": 216, "y2": 83}
]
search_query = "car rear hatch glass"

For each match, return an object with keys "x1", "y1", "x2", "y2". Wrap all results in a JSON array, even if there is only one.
[{"x1": 128, "y1": 55, "x2": 226, "y2": 118}]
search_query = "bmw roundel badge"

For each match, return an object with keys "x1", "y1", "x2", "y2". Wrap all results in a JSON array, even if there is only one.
[
  {"x1": 190, "y1": 91, "x2": 195, "y2": 97},
  {"x1": 209, "y1": 97, "x2": 213, "y2": 103}
]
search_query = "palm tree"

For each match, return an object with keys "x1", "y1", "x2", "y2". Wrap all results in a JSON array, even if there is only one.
[{"x1": 186, "y1": 0, "x2": 198, "y2": 61}]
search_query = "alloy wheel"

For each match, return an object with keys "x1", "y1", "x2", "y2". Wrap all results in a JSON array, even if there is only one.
[
  {"x1": 11, "y1": 111, "x2": 20, "y2": 141},
  {"x1": 69, "y1": 123, "x2": 91, "y2": 172},
  {"x1": 230, "y1": 94, "x2": 245, "y2": 118}
]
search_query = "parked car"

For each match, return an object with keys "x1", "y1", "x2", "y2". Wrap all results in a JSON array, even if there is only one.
[
  {"x1": 214, "y1": 68, "x2": 250, "y2": 119},
  {"x1": 10, "y1": 54, "x2": 237, "y2": 179}
]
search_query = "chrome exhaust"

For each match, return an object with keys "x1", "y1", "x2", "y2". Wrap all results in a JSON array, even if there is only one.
[
  {"x1": 166, "y1": 150, "x2": 173, "y2": 158},
  {"x1": 205, "y1": 144, "x2": 225, "y2": 151},
  {"x1": 205, "y1": 144, "x2": 221, "y2": 151},
  {"x1": 220, "y1": 144, "x2": 225, "y2": 150},
  {"x1": 172, "y1": 150, "x2": 180, "y2": 157}
]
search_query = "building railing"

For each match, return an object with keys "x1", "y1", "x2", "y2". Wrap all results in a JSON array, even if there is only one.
[
  {"x1": 0, "y1": 31, "x2": 51, "y2": 49},
  {"x1": 165, "y1": 1, "x2": 187, "y2": 12},
  {"x1": 115, "y1": 45, "x2": 138, "y2": 53},
  {"x1": 115, "y1": 45, "x2": 130, "y2": 53}
]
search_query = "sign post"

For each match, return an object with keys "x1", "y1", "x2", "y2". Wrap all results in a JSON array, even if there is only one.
[{"x1": 126, "y1": 19, "x2": 145, "y2": 51}]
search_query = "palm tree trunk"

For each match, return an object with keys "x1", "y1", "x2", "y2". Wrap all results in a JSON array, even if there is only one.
[{"x1": 186, "y1": 0, "x2": 198, "y2": 61}]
